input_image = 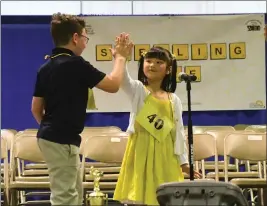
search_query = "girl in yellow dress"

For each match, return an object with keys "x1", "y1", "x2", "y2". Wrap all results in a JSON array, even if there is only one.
[{"x1": 113, "y1": 46, "x2": 201, "y2": 205}]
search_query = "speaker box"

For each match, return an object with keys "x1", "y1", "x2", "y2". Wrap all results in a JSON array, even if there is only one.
[{"x1": 156, "y1": 180, "x2": 248, "y2": 206}]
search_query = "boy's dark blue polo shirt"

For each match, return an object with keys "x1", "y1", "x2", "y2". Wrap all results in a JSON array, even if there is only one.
[{"x1": 33, "y1": 48, "x2": 106, "y2": 147}]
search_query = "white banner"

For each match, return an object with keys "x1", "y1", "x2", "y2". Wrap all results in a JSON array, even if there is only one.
[{"x1": 83, "y1": 14, "x2": 266, "y2": 112}]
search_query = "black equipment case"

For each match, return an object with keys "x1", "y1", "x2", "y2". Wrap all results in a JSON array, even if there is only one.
[{"x1": 156, "y1": 180, "x2": 249, "y2": 206}]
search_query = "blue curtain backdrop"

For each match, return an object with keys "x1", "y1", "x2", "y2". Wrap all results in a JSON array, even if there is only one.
[{"x1": 1, "y1": 15, "x2": 266, "y2": 131}]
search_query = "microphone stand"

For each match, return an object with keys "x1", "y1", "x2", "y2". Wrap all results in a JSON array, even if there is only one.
[{"x1": 186, "y1": 78, "x2": 194, "y2": 181}]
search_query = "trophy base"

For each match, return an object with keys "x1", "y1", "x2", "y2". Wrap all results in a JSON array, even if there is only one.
[
  {"x1": 87, "y1": 191, "x2": 107, "y2": 206},
  {"x1": 89, "y1": 197, "x2": 105, "y2": 206}
]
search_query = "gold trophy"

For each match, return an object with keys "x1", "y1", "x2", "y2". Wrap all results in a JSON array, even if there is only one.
[{"x1": 87, "y1": 166, "x2": 108, "y2": 206}]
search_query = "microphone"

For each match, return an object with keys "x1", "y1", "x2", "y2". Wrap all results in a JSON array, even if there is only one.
[{"x1": 178, "y1": 72, "x2": 197, "y2": 82}]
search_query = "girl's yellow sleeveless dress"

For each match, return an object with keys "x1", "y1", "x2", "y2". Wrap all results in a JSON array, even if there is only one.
[{"x1": 113, "y1": 94, "x2": 184, "y2": 205}]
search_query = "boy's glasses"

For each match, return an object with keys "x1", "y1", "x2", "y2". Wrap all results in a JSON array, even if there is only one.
[{"x1": 80, "y1": 34, "x2": 89, "y2": 44}]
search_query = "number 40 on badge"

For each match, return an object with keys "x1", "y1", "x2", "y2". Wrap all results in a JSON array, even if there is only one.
[{"x1": 147, "y1": 114, "x2": 164, "y2": 130}]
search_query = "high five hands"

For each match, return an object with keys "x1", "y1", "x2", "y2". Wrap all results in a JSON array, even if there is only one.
[{"x1": 110, "y1": 32, "x2": 133, "y2": 59}]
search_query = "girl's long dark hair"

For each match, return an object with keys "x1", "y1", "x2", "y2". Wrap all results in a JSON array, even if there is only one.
[{"x1": 138, "y1": 46, "x2": 177, "y2": 93}]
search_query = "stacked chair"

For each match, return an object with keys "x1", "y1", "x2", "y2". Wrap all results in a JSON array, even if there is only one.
[
  {"x1": 2, "y1": 126, "x2": 128, "y2": 205},
  {"x1": 1, "y1": 135, "x2": 9, "y2": 205},
  {"x1": 192, "y1": 125, "x2": 267, "y2": 205},
  {"x1": 1, "y1": 129, "x2": 18, "y2": 206},
  {"x1": 0, "y1": 124, "x2": 266, "y2": 206}
]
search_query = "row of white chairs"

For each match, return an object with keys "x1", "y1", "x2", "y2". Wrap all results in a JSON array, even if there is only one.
[
  {"x1": 1, "y1": 125, "x2": 266, "y2": 205},
  {"x1": 1, "y1": 126, "x2": 126, "y2": 205}
]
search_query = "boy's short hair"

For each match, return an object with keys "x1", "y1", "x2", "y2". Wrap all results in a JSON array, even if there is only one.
[{"x1": 50, "y1": 12, "x2": 86, "y2": 46}]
